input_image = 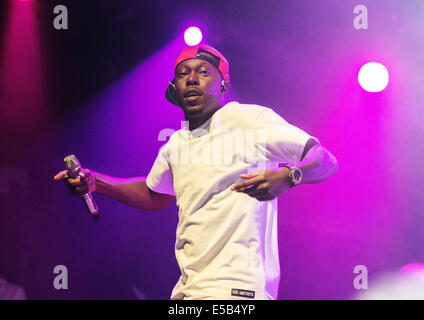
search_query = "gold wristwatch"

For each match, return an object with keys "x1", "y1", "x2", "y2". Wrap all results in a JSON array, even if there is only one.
[{"x1": 285, "y1": 166, "x2": 302, "y2": 187}]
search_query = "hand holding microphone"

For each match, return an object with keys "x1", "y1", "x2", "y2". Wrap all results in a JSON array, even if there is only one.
[{"x1": 53, "y1": 155, "x2": 99, "y2": 221}]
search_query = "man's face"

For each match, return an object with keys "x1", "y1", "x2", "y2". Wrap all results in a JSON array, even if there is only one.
[{"x1": 174, "y1": 56, "x2": 223, "y2": 117}]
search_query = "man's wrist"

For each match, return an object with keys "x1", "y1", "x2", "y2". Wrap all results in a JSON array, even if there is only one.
[
  {"x1": 278, "y1": 166, "x2": 294, "y2": 187},
  {"x1": 281, "y1": 164, "x2": 302, "y2": 187},
  {"x1": 93, "y1": 171, "x2": 109, "y2": 195}
]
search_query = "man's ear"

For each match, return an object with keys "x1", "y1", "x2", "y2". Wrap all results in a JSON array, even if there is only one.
[{"x1": 221, "y1": 75, "x2": 230, "y2": 95}]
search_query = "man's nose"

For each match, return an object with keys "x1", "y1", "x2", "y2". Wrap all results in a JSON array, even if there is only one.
[{"x1": 186, "y1": 73, "x2": 199, "y2": 86}]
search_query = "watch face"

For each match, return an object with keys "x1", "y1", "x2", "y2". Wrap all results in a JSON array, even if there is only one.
[{"x1": 293, "y1": 169, "x2": 302, "y2": 181}]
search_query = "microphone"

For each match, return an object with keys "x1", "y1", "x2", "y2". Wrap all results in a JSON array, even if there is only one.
[{"x1": 64, "y1": 155, "x2": 99, "y2": 222}]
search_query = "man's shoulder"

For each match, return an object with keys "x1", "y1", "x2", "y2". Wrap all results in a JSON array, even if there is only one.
[
  {"x1": 220, "y1": 101, "x2": 275, "y2": 122},
  {"x1": 155, "y1": 128, "x2": 183, "y2": 155},
  {"x1": 223, "y1": 101, "x2": 272, "y2": 113}
]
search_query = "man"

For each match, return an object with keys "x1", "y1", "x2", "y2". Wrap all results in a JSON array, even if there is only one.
[{"x1": 54, "y1": 44, "x2": 338, "y2": 300}]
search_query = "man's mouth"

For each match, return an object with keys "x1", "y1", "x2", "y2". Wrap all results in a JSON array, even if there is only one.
[{"x1": 184, "y1": 90, "x2": 202, "y2": 98}]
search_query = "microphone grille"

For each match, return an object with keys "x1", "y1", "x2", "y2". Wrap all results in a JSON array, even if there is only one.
[{"x1": 64, "y1": 154, "x2": 82, "y2": 179}]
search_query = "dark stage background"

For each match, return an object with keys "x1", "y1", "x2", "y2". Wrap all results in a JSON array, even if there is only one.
[{"x1": 0, "y1": 0, "x2": 423, "y2": 299}]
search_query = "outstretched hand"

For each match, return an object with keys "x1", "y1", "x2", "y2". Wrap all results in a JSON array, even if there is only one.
[{"x1": 231, "y1": 167, "x2": 291, "y2": 201}]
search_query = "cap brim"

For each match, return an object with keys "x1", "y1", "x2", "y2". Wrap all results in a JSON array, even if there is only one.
[{"x1": 165, "y1": 79, "x2": 180, "y2": 106}]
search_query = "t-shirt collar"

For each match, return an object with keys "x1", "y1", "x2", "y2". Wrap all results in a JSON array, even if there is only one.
[{"x1": 181, "y1": 101, "x2": 238, "y2": 138}]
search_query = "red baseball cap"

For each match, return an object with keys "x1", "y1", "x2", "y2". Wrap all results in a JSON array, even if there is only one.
[{"x1": 165, "y1": 44, "x2": 229, "y2": 106}]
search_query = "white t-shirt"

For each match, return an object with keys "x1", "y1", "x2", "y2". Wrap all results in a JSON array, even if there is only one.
[{"x1": 146, "y1": 101, "x2": 316, "y2": 300}]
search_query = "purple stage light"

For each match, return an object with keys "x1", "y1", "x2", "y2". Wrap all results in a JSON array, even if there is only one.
[
  {"x1": 401, "y1": 263, "x2": 424, "y2": 281},
  {"x1": 358, "y1": 62, "x2": 389, "y2": 92},
  {"x1": 184, "y1": 27, "x2": 202, "y2": 46}
]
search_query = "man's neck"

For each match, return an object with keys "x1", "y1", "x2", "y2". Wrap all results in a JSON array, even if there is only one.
[{"x1": 185, "y1": 105, "x2": 222, "y2": 130}]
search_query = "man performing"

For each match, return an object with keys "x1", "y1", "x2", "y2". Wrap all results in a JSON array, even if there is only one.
[{"x1": 54, "y1": 44, "x2": 338, "y2": 300}]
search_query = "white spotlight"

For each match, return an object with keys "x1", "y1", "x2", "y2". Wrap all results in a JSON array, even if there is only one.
[{"x1": 358, "y1": 62, "x2": 389, "y2": 92}]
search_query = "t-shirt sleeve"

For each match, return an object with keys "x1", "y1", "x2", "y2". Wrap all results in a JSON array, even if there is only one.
[
  {"x1": 254, "y1": 108, "x2": 320, "y2": 164},
  {"x1": 146, "y1": 145, "x2": 175, "y2": 196}
]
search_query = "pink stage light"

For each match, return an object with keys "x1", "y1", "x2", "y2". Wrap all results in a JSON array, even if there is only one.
[
  {"x1": 401, "y1": 263, "x2": 424, "y2": 281},
  {"x1": 184, "y1": 27, "x2": 202, "y2": 46},
  {"x1": 0, "y1": 0, "x2": 47, "y2": 132},
  {"x1": 358, "y1": 62, "x2": 389, "y2": 92}
]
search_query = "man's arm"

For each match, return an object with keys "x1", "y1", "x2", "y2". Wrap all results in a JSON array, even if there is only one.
[
  {"x1": 54, "y1": 170, "x2": 175, "y2": 211},
  {"x1": 295, "y1": 140, "x2": 339, "y2": 185},
  {"x1": 94, "y1": 172, "x2": 175, "y2": 211},
  {"x1": 231, "y1": 142, "x2": 338, "y2": 201}
]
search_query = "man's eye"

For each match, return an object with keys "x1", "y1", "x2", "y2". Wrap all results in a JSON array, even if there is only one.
[
  {"x1": 200, "y1": 71, "x2": 209, "y2": 75},
  {"x1": 178, "y1": 72, "x2": 188, "y2": 76}
]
